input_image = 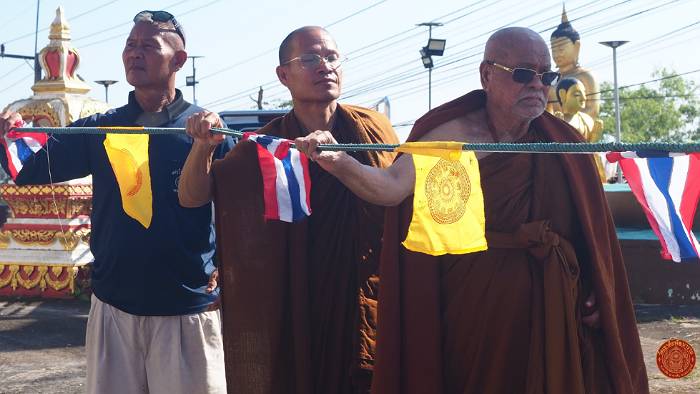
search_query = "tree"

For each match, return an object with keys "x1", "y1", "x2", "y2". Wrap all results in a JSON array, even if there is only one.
[{"x1": 598, "y1": 68, "x2": 700, "y2": 143}]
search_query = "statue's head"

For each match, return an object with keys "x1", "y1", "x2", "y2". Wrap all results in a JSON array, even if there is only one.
[
  {"x1": 556, "y1": 77, "x2": 586, "y2": 114},
  {"x1": 550, "y1": 6, "x2": 580, "y2": 70}
]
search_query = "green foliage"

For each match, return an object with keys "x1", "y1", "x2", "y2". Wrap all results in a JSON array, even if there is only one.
[{"x1": 598, "y1": 68, "x2": 700, "y2": 142}]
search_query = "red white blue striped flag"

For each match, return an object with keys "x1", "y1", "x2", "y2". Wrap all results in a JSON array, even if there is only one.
[
  {"x1": 0, "y1": 120, "x2": 47, "y2": 180},
  {"x1": 243, "y1": 132, "x2": 311, "y2": 222},
  {"x1": 607, "y1": 151, "x2": 700, "y2": 262}
]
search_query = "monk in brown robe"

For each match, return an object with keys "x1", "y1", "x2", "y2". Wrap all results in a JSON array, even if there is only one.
[
  {"x1": 295, "y1": 27, "x2": 648, "y2": 393},
  {"x1": 178, "y1": 26, "x2": 398, "y2": 394}
]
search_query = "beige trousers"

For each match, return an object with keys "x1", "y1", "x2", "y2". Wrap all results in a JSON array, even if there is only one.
[{"x1": 86, "y1": 295, "x2": 226, "y2": 394}]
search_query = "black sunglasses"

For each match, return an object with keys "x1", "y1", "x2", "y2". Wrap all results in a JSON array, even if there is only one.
[
  {"x1": 133, "y1": 10, "x2": 186, "y2": 46},
  {"x1": 485, "y1": 60, "x2": 560, "y2": 87}
]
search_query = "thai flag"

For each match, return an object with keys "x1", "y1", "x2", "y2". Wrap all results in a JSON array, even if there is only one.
[
  {"x1": 0, "y1": 120, "x2": 47, "y2": 180},
  {"x1": 243, "y1": 132, "x2": 311, "y2": 222},
  {"x1": 607, "y1": 151, "x2": 700, "y2": 262}
]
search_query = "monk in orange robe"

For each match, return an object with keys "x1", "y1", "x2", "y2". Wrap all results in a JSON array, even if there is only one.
[
  {"x1": 178, "y1": 26, "x2": 397, "y2": 393},
  {"x1": 295, "y1": 27, "x2": 648, "y2": 393}
]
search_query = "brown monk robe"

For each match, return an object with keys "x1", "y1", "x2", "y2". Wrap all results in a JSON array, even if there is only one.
[
  {"x1": 371, "y1": 90, "x2": 648, "y2": 394},
  {"x1": 212, "y1": 104, "x2": 397, "y2": 394}
]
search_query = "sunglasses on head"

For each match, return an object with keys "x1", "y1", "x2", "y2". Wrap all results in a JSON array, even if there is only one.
[
  {"x1": 133, "y1": 10, "x2": 186, "y2": 46},
  {"x1": 485, "y1": 60, "x2": 560, "y2": 86}
]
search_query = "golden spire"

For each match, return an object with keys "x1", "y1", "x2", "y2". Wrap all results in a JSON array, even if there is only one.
[
  {"x1": 31, "y1": 6, "x2": 90, "y2": 94},
  {"x1": 561, "y1": 3, "x2": 569, "y2": 23},
  {"x1": 48, "y1": 6, "x2": 71, "y2": 41}
]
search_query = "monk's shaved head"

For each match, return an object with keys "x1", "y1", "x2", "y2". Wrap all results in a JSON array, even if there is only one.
[
  {"x1": 279, "y1": 26, "x2": 334, "y2": 64},
  {"x1": 483, "y1": 27, "x2": 549, "y2": 64},
  {"x1": 480, "y1": 27, "x2": 552, "y2": 121}
]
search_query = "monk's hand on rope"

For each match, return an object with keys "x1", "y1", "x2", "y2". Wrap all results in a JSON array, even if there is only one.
[
  {"x1": 581, "y1": 291, "x2": 600, "y2": 329},
  {"x1": 0, "y1": 110, "x2": 24, "y2": 138},
  {"x1": 186, "y1": 111, "x2": 225, "y2": 147},
  {"x1": 295, "y1": 130, "x2": 346, "y2": 172}
]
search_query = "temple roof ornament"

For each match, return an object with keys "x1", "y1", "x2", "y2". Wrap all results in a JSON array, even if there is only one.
[
  {"x1": 32, "y1": 6, "x2": 91, "y2": 95},
  {"x1": 2, "y1": 6, "x2": 110, "y2": 126}
]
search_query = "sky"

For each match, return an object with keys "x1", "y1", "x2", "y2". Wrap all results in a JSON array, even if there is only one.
[{"x1": 1, "y1": 0, "x2": 699, "y2": 139}]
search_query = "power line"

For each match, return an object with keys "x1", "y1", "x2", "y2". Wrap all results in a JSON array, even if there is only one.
[
  {"x1": 79, "y1": 0, "x2": 223, "y2": 48},
  {"x1": 0, "y1": 62, "x2": 26, "y2": 83},
  {"x1": 202, "y1": 0, "x2": 511, "y2": 108},
  {"x1": 344, "y1": 0, "x2": 688, "y2": 104},
  {"x1": 0, "y1": 71, "x2": 33, "y2": 94},
  {"x1": 391, "y1": 68, "x2": 700, "y2": 126},
  {"x1": 0, "y1": 3, "x2": 36, "y2": 35},
  {"x1": 196, "y1": 0, "x2": 388, "y2": 86},
  {"x1": 206, "y1": 0, "x2": 693, "y2": 110},
  {"x1": 325, "y1": 0, "x2": 388, "y2": 28},
  {"x1": 72, "y1": 0, "x2": 194, "y2": 42},
  {"x1": 2, "y1": 0, "x2": 122, "y2": 44}
]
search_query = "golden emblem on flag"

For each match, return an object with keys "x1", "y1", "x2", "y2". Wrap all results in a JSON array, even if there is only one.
[
  {"x1": 103, "y1": 134, "x2": 153, "y2": 228},
  {"x1": 395, "y1": 141, "x2": 487, "y2": 256},
  {"x1": 425, "y1": 159, "x2": 470, "y2": 224}
]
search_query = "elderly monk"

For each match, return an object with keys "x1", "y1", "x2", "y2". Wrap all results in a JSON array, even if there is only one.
[
  {"x1": 295, "y1": 27, "x2": 648, "y2": 394},
  {"x1": 178, "y1": 26, "x2": 398, "y2": 393}
]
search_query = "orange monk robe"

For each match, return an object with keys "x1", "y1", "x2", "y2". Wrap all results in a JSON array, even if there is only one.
[
  {"x1": 371, "y1": 90, "x2": 648, "y2": 394},
  {"x1": 211, "y1": 105, "x2": 398, "y2": 394}
]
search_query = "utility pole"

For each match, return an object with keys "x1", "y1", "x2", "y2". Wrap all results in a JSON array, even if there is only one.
[
  {"x1": 0, "y1": 44, "x2": 40, "y2": 82},
  {"x1": 250, "y1": 86, "x2": 263, "y2": 109},
  {"x1": 0, "y1": 0, "x2": 42, "y2": 82},
  {"x1": 186, "y1": 55, "x2": 203, "y2": 105},
  {"x1": 600, "y1": 40, "x2": 629, "y2": 183},
  {"x1": 34, "y1": 0, "x2": 41, "y2": 82}
]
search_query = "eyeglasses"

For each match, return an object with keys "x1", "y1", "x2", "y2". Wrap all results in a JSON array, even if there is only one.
[
  {"x1": 282, "y1": 53, "x2": 344, "y2": 70},
  {"x1": 485, "y1": 61, "x2": 560, "y2": 86},
  {"x1": 133, "y1": 10, "x2": 186, "y2": 46}
]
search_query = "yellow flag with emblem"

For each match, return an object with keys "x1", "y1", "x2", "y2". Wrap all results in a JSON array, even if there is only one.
[
  {"x1": 396, "y1": 141, "x2": 487, "y2": 256},
  {"x1": 103, "y1": 134, "x2": 152, "y2": 228}
]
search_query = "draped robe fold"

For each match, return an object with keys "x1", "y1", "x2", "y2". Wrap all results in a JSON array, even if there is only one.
[
  {"x1": 371, "y1": 90, "x2": 648, "y2": 394},
  {"x1": 211, "y1": 104, "x2": 398, "y2": 394}
]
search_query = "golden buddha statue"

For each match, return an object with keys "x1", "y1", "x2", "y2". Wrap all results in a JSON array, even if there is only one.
[
  {"x1": 555, "y1": 77, "x2": 607, "y2": 181},
  {"x1": 555, "y1": 77, "x2": 603, "y2": 142},
  {"x1": 547, "y1": 5, "x2": 600, "y2": 119}
]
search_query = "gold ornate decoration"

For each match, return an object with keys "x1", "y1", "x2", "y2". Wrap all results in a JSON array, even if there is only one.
[
  {"x1": 425, "y1": 159, "x2": 471, "y2": 224},
  {"x1": 0, "y1": 228, "x2": 90, "y2": 250},
  {"x1": 6, "y1": 229, "x2": 58, "y2": 246},
  {"x1": 0, "y1": 231, "x2": 9, "y2": 248},
  {"x1": 0, "y1": 183, "x2": 93, "y2": 197},
  {"x1": 0, "y1": 263, "x2": 85, "y2": 294},
  {"x1": 45, "y1": 266, "x2": 78, "y2": 292},
  {"x1": 0, "y1": 265, "x2": 18, "y2": 288},
  {"x1": 57, "y1": 228, "x2": 90, "y2": 250},
  {"x1": 16, "y1": 265, "x2": 48, "y2": 290}
]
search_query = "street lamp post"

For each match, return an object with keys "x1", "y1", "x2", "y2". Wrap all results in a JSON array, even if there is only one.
[
  {"x1": 95, "y1": 80, "x2": 118, "y2": 103},
  {"x1": 599, "y1": 40, "x2": 629, "y2": 183},
  {"x1": 417, "y1": 22, "x2": 446, "y2": 110},
  {"x1": 186, "y1": 55, "x2": 204, "y2": 105}
]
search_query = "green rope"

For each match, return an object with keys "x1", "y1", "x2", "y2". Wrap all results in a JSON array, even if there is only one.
[
  {"x1": 13, "y1": 126, "x2": 700, "y2": 154},
  {"x1": 14, "y1": 126, "x2": 243, "y2": 137}
]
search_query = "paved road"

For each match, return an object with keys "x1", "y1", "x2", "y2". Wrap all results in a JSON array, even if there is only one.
[{"x1": 0, "y1": 299, "x2": 698, "y2": 393}]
